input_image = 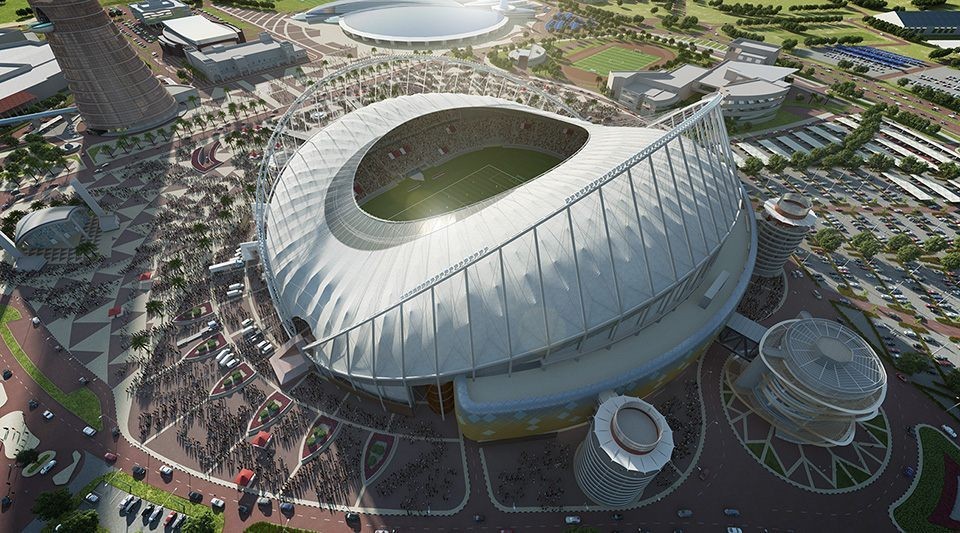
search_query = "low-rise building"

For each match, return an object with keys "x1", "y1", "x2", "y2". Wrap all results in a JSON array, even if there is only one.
[
  {"x1": 874, "y1": 10, "x2": 960, "y2": 37},
  {"x1": 725, "y1": 37, "x2": 780, "y2": 65},
  {"x1": 129, "y1": 0, "x2": 192, "y2": 26},
  {"x1": 607, "y1": 42, "x2": 795, "y2": 123},
  {"x1": 14, "y1": 206, "x2": 89, "y2": 250},
  {"x1": 0, "y1": 30, "x2": 67, "y2": 117},
  {"x1": 185, "y1": 33, "x2": 307, "y2": 83},
  {"x1": 160, "y1": 14, "x2": 243, "y2": 56},
  {"x1": 508, "y1": 43, "x2": 546, "y2": 69}
]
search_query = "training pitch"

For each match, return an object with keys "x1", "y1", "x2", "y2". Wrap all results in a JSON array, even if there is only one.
[
  {"x1": 360, "y1": 147, "x2": 561, "y2": 221},
  {"x1": 573, "y1": 46, "x2": 659, "y2": 76}
]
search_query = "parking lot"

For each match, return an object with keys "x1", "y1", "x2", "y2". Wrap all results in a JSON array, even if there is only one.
[
  {"x1": 81, "y1": 482, "x2": 190, "y2": 532},
  {"x1": 739, "y1": 158, "x2": 960, "y2": 374}
]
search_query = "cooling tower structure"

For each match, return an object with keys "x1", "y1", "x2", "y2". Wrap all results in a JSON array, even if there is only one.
[
  {"x1": 27, "y1": 0, "x2": 179, "y2": 134},
  {"x1": 574, "y1": 395, "x2": 674, "y2": 506}
]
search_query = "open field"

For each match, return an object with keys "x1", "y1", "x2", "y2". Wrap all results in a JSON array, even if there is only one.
[
  {"x1": 360, "y1": 147, "x2": 560, "y2": 221},
  {"x1": 573, "y1": 45, "x2": 658, "y2": 76}
]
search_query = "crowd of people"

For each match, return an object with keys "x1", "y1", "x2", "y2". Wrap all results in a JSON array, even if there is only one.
[
  {"x1": 737, "y1": 274, "x2": 786, "y2": 321},
  {"x1": 375, "y1": 440, "x2": 459, "y2": 513},
  {"x1": 495, "y1": 442, "x2": 571, "y2": 511}
]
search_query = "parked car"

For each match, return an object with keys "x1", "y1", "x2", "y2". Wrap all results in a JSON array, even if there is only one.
[
  {"x1": 81, "y1": 426, "x2": 96, "y2": 437},
  {"x1": 164, "y1": 511, "x2": 177, "y2": 526},
  {"x1": 210, "y1": 498, "x2": 225, "y2": 510},
  {"x1": 84, "y1": 493, "x2": 100, "y2": 504},
  {"x1": 117, "y1": 495, "x2": 133, "y2": 512},
  {"x1": 42, "y1": 410, "x2": 54, "y2": 420},
  {"x1": 142, "y1": 503, "x2": 155, "y2": 518},
  {"x1": 103, "y1": 452, "x2": 117, "y2": 462},
  {"x1": 942, "y1": 425, "x2": 957, "y2": 438},
  {"x1": 132, "y1": 465, "x2": 146, "y2": 477},
  {"x1": 280, "y1": 502, "x2": 294, "y2": 513},
  {"x1": 564, "y1": 515, "x2": 582, "y2": 525},
  {"x1": 159, "y1": 465, "x2": 173, "y2": 476},
  {"x1": 39, "y1": 460, "x2": 57, "y2": 475},
  {"x1": 189, "y1": 491, "x2": 202, "y2": 503}
]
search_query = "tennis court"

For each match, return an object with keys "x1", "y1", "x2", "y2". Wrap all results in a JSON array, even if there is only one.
[
  {"x1": 361, "y1": 146, "x2": 560, "y2": 220},
  {"x1": 572, "y1": 46, "x2": 658, "y2": 76}
]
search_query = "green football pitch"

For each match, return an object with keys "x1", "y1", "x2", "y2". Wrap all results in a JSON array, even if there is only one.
[
  {"x1": 360, "y1": 147, "x2": 561, "y2": 221},
  {"x1": 572, "y1": 46, "x2": 659, "y2": 76}
]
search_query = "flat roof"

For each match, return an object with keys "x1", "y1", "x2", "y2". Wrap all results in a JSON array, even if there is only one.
[
  {"x1": 0, "y1": 41, "x2": 61, "y2": 101},
  {"x1": 130, "y1": 0, "x2": 187, "y2": 12},
  {"x1": 191, "y1": 36, "x2": 302, "y2": 62},
  {"x1": 163, "y1": 15, "x2": 238, "y2": 45}
]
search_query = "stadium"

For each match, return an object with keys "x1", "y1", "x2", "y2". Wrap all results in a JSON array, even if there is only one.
[{"x1": 257, "y1": 56, "x2": 757, "y2": 441}]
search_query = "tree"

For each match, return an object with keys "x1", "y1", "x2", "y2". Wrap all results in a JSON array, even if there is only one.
[
  {"x1": 782, "y1": 38, "x2": 798, "y2": 51},
  {"x1": 925, "y1": 235, "x2": 949, "y2": 254},
  {"x1": 897, "y1": 244, "x2": 922, "y2": 263},
  {"x1": 943, "y1": 251, "x2": 960, "y2": 272},
  {"x1": 814, "y1": 228, "x2": 844, "y2": 252},
  {"x1": 858, "y1": 238, "x2": 883, "y2": 259},
  {"x1": 936, "y1": 162, "x2": 960, "y2": 181},
  {"x1": 74, "y1": 240, "x2": 97, "y2": 258},
  {"x1": 55, "y1": 510, "x2": 99, "y2": 533},
  {"x1": 182, "y1": 510, "x2": 217, "y2": 533},
  {"x1": 790, "y1": 151, "x2": 810, "y2": 171},
  {"x1": 899, "y1": 155, "x2": 929, "y2": 175},
  {"x1": 897, "y1": 77, "x2": 910, "y2": 87},
  {"x1": 130, "y1": 331, "x2": 150, "y2": 352},
  {"x1": 14, "y1": 447, "x2": 39, "y2": 466},
  {"x1": 740, "y1": 156, "x2": 764, "y2": 175},
  {"x1": 898, "y1": 351, "x2": 930, "y2": 374},
  {"x1": 766, "y1": 154, "x2": 788, "y2": 173},
  {"x1": 145, "y1": 300, "x2": 164, "y2": 317},
  {"x1": 887, "y1": 233, "x2": 913, "y2": 252},
  {"x1": 867, "y1": 152, "x2": 894, "y2": 172},
  {"x1": 31, "y1": 488, "x2": 76, "y2": 521}
]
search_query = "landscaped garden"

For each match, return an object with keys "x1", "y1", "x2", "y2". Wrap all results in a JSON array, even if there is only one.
[
  {"x1": 247, "y1": 391, "x2": 293, "y2": 434},
  {"x1": 173, "y1": 302, "x2": 213, "y2": 324},
  {"x1": 893, "y1": 425, "x2": 960, "y2": 532},
  {"x1": 301, "y1": 416, "x2": 340, "y2": 463},
  {"x1": 209, "y1": 362, "x2": 256, "y2": 398},
  {"x1": 184, "y1": 333, "x2": 225, "y2": 360},
  {"x1": 362, "y1": 433, "x2": 396, "y2": 483}
]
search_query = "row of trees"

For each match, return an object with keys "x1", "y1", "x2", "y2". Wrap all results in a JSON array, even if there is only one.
[
  {"x1": 804, "y1": 34, "x2": 864, "y2": 46},
  {"x1": 721, "y1": 23, "x2": 765, "y2": 42},
  {"x1": 1, "y1": 133, "x2": 69, "y2": 187},
  {"x1": 851, "y1": 0, "x2": 887, "y2": 8},
  {"x1": 789, "y1": 0, "x2": 848, "y2": 10},
  {"x1": 863, "y1": 15, "x2": 923, "y2": 42},
  {"x1": 716, "y1": 2, "x2": 783, "y2": 16},
  {"x1": 910, "y1": 83, "x2": 960, "y2": 114},
  {"x1": 212, "y1": 0, "x2": 275, "y2": 9}
]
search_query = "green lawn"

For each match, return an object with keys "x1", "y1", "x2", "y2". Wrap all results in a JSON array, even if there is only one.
[
  {"x1": 360, "y1": 147, "x2": 561, "y2": 221},
  {"x1": 0, "y1": 306, "x2": 102, "y2": 429},
  {"x1": 572, "y1": 46, "x2": 659, "y2": 76},
  {"x1": 892, "y1": 425, "x2": 960, "y2": 533}
]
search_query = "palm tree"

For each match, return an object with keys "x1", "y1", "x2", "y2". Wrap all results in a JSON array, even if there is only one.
[
  {"x1": 74, "y1": 240, "x2": 97, "y2": 258},
  {"x1": 187, "y1": 94, "x2": 199, "y2": 109},
  {"x1": 227, "y1": 102, "x2": 239, "y2": 121},
  {"x1": 168, "y1": 276, "x2": 186, "y2": 289},
  {"x1": 217, "y1": 110, "x2": 227, "y2": 124},
  {"x1": 193, "y1": 116, "x2": 206, "y2": 131},
  {"x1": 130, "y1": 331, "x2": 150, "y2": 352},
  {"x1": 143, "y1": 131, "x2": 156, "y2": 146},
  {"x1": 116, "y1": 135, "x2": 131, "y2": 154},
  {"x1": 130, "y1": 135, "x2": 142, "y2": 149},
  {"x1": 165, "y1": 257, "x2": 183, "y2": 272},
  {"x1": 145, "y1": 300, "x2": 164, "y2": 317}
]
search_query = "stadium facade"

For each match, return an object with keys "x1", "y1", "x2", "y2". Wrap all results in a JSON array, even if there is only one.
[{"x1": 259, "y1": 58, "x2": 756, "y2": 441}]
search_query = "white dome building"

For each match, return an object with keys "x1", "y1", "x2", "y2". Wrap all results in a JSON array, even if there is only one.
[
  {"x1": 257, "y1": 57, "x2": 756, "y2": 441},
  {"x1": 732, "y1": 318, "x2": 887, "y2": 446}
]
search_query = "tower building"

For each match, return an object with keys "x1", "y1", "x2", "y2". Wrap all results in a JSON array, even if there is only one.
[
  {"x1": 755, "y1": 193, "x2": 816, "y2": 278},
  {"x1": 574, "y1": 395, "x2": 674, "y2": 506},
  {"x1": 732, "y1": 318, "x2": 887, "y2": 446},
  {"x1": 27, "y1": 0, "x2": 178, "y2": 133}
]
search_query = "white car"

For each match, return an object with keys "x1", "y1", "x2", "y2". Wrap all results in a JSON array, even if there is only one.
[
  {"x1": 210, "y1": 498, "x2": 225, "y2": 509},
  {"x1": 85, "y1": 492, "x2": 100, "y2": 504},
  {"x1": 159, "y1": 465, "x2": 173, "y2": 476},
  {"x1": 564, "y1": 515, "x2": 582, "y2": 525},
  {"x1": 82, "y1": 426, "x2": 96, "y2": 437},
  {"x1": 42, "y1": 410, "x2": 54, "y2": 420},
  {"x1": 943, "y1": 425, "x2": 957, "y2": 438},
  {"x1": 39, "y1": 460, "x2": 57, "y2": 475}
]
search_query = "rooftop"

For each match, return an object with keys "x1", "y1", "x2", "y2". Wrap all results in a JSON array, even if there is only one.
[
  {"x1": 163, "y1": 15, "x2": 238, "y2": 45},
  {"x1": 14, "y1": 206, "x2": 83, "y2": 243},
  {"x1": 188, "y1": 33, "x2": 302, "y2": 62},
  {"x1": 130, "y1": 0, "x2": 188, "y2": 12},
  {"x1": 698, "y1": 61, "x2": 796, "y2": 90},
  {"x1": 875, "y1": 10, "x2": 960, "y2": 27},
  {"x1": 0, "y1": 41, "x2": 61, "y2": 102}
]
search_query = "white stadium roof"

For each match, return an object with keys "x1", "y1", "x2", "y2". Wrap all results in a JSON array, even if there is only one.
[{"x1": 262, "y1": 93, "x2": 744, "y2": 383}]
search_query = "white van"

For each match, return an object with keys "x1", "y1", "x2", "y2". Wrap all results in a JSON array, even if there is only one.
[
  {"x1": 256, "y1": 340, "x2": 269, "y2": 351},
  {"x1": 228, "y1": 283, "x2": 243, "y2": 291},
  {"x1": 226, "y1": 359, "x2": 238, "y2": 369},
  {"x1": 259, "y1": 343, "x2": 274, "y2": 356},
  {"x1": 241, "y1": 325, "x2": 257, "y2": 338},
  {"x1": 241, "y1": 318, "x2": 254, "y2": 328},
  {"x1": 215, "y1": 349, "x2": 232, "y2": 363},
  {"x1": 226, "y1": 289, "x2": 243, "y2": 299}
]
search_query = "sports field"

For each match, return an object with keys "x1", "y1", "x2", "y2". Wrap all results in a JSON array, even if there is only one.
[
  {"x1": 360, "y1": 147, "x2": 561, "y2": 221},
  {"x1": 572, "y1": 46, "x2": 659, "y2": 76}
]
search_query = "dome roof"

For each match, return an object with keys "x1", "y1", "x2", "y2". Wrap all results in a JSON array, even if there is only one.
[{"x1": 262, "y1": 93, "x2": 744, "y2": 383}]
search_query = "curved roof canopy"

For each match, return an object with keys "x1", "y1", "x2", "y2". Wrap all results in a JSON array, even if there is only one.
[
  {"x1": 339, "y1": 6, "x2": 508, "y2": 43},
  {"x1": 14, "y1": 206, "x2": 83, "y2": 243},
  {"x1": 263, "y1": 93, "x2": 744, "y2": 383}
]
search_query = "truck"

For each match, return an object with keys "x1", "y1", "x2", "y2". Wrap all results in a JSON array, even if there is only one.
[{"x1": 208, "y1": 258, "x2": 243, "y2": 275}]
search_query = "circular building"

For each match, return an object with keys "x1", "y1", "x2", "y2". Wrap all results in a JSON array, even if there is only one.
[
  {"x1": 258, "y1": 57, "x2": 756, "y2": 441},
  {"x1": 339, "y1": 6, "x2": 509, "y2": 47},
  {"x1": 15, "y1": 206, "x2": 89, "y2": 250},
  {"x1": 754, "y1": 193, "x2": 815, "y2": 278},
  {"x1": 574, "y1": 394, "x2": 674, "y2": 507},
  {"x1": 732, "y1": 318, "x2": 887, "y2": 446}
]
